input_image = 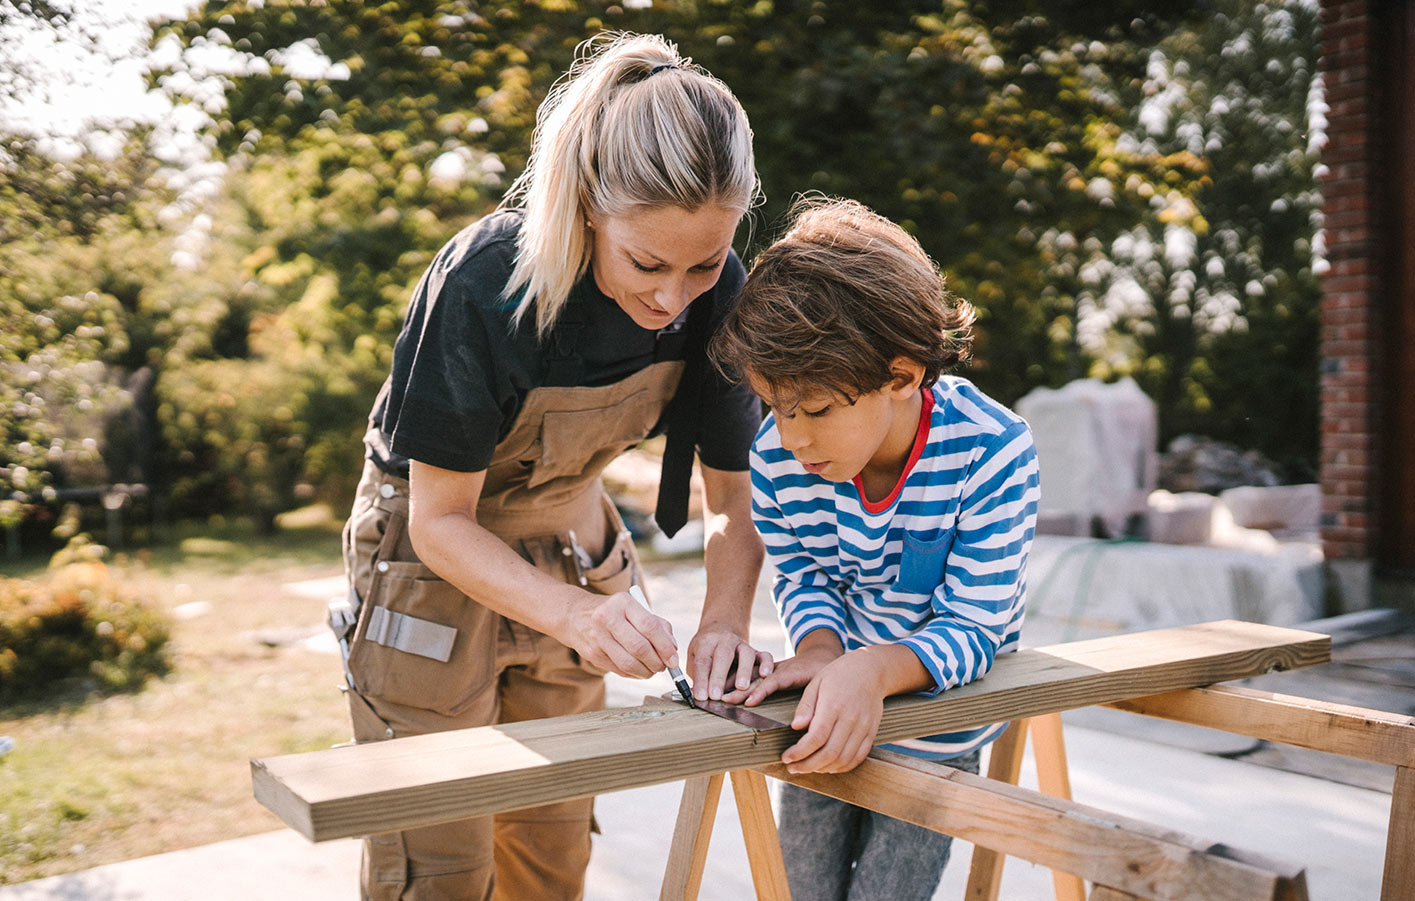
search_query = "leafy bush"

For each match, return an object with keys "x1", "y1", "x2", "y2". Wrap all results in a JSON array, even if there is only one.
[{"x1": 0, "y1": 540, "x2": 171, "y2": 701}]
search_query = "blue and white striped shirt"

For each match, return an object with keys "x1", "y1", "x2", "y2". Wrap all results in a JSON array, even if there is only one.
[{"x1": 751, "y1": 376, "x2": 1041, "y2": 759}]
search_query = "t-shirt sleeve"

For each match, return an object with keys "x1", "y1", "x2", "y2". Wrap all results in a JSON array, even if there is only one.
[
  {"x1": 695, "y1": 253, "x2": 762, "y2": 471},
  {"x1": 380, "y1": 235, "x2": 521, "y2": 473}
]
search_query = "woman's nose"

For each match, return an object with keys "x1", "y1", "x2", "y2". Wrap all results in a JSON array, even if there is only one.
[{"x1": 655, "y1": 275, "x2": 691, "y2": 315}]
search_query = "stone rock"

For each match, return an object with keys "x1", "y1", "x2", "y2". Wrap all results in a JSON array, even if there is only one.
[{"x1": 1157, "y1": 435, "x2": 1283, "y2": 494}]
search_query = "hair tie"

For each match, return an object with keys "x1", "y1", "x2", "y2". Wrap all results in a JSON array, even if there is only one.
[{"x1": 648, "y1": 62, "x2": 678, "y2": 77}]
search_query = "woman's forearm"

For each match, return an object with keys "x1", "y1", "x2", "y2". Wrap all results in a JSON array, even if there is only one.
[
  {"x1": 407, "y1": 461, "x2": 586, "y2": 641},
  {"x1": 697, "y1": 465, "x2": 765, "y2": 636}
]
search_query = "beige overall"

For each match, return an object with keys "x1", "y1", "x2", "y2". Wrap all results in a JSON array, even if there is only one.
[{"x1": 342, "y1": 359, "x2": 684, "y2": 901}]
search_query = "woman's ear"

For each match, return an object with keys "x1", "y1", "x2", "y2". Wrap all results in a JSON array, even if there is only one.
[{"x1": 887, "y1": 356, "x2": 926, "y2": 398}]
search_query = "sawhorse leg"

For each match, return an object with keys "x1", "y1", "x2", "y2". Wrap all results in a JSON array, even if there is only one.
[
  {"x1": 964, "y1": 713, "x2": 1086, "y2": 901},
  {"x1": 661, "y1": 773, "x2": 725, "y2": 901},
  {"x1": 660, "y1": 770, "x2": 790, "y2": 901}
]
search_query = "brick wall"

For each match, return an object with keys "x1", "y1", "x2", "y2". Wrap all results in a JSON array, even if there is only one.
[{"x1": 1318, "y1": 0, "x2": 1379, "y2": 564}]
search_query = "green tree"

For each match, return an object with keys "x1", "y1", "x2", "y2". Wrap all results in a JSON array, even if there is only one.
[{"x1": 1072, "y1": 0, "x2": 1321, "y2": 474}]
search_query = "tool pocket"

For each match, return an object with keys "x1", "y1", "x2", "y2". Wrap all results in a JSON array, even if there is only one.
[
  {"x1": 583, "y1": 527, "x2": 637, "y2": 597},
  {"x1": 348, "y1": 560, "x2": 498, "y2": 717},
  {"x1": 581, "y1": 497, "x2": 640, "y2": 597},
  {"x1": 896, "y1": 528, "x2": 956, "y2": 597}
]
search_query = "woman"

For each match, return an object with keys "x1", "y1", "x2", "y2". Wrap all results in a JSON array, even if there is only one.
[{"x1": 340, "y1": 32, "x2": 768, "y2": 900}]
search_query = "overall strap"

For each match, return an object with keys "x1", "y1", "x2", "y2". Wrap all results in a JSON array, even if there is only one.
[
  {"x1": 655, "y1": 296, "x2": 714, "y2": 538},
  {"x1": 542, "y1": 292, "x2": 588, "y2": 386}
]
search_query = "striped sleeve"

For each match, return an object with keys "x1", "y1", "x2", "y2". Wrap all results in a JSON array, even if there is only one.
[
  {"x1": 749, "y1": 444, "x2": 847, "y2": 649},
  {"x1": 897, "y1": 420, "x2": 1040, "y2": 695}
]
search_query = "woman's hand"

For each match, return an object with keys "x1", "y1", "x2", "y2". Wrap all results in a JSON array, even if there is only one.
[
  {"x1": 563, "y1": 589, "x2": 682, "y2": 679},
  {"x1": 778, "y1": 651, "x2": 888, "y2": 775},
  {"x1": 686, "y1": 624, "x2": 773, "y2": 701}
]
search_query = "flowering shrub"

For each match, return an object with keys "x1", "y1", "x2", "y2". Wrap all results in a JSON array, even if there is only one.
[{"x1": 0, "y1": 546, "x2": 170, "y2": 701}]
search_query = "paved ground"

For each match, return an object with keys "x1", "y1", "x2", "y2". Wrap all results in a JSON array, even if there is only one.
[{"x1": 0, "y1": 546, "x2": 1401, "y2": 899}]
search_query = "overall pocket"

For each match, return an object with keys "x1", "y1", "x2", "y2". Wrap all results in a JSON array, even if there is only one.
[
  {"x1": 348, "y1": 559, "x2": 498, "y2": 717},
  {"x1": 581, "y1": 496, "x2": 641, "y2": 598},
  {"x1": 896, "y1": 528, "x2": 957, "y2": 597},
  {"x1": 582, "y1": 527, "x2": 638, "y2": 597}
]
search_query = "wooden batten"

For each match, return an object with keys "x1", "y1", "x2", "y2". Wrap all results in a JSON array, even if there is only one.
[
  {"x1": 252, "y1": 620, "x2": 1329, "y2": 842},
  {"x1": 1105, "y1": 684, "x2": 1415, "y2": 767}
]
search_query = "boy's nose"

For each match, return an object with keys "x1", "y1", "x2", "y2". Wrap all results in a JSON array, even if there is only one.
[{"x1": 777, "y1": 420, "x2": 807, "y2": 452}]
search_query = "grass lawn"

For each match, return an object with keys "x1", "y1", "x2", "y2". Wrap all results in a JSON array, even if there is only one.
[{"x1": 0, "y1": 507, "x2": 355, "y2": 885}]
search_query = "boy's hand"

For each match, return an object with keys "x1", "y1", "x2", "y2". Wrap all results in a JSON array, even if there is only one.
[
  {"x1": 779, "y1": 651, "x2": 888, "y2": 774},
  {"x1": 722, "y1": 632, "x2": 842, "y2": 706},
  {"x1": 686, "y1": 625, "x2": 774, "y2": 701}
]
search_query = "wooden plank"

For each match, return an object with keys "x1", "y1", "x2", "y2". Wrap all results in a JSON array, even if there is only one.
[
  {"x1": 1105, "y1": 684, "x2": 1415, "y2": 766},
  {"x1": 251, "y1": 620, "x2": 1330, "y2": 841},
  {"x1": 1031, "y1": 714, "x2": 1088, "y2": 901},
  {"x1": 964, "y1": 720, "x2": 1027, "y2": 901},
  {"x1": 728, "y1": 770, "x2": 790, "y2": 901},
  {"x1": 660, "y1": 773, "x2": 723, "y2": 901},
  {"x1": 1382, "y1": 766, "x2": 1414, "y2": 901},
  {"x1": 758, "y1": 748, "x2": 1310, "y2": 901}
]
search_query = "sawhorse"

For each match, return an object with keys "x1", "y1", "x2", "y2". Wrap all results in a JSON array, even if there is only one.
[
  {"x1": 663, "y1": 685, "x2": 1414, "y2": 901},
  {"x1": 660, "y1": 714, "x2": 1087, "y2": 901}
]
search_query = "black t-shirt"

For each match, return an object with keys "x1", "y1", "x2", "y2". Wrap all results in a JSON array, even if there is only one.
[{"x1": 366, "y1": 209, "x2": 761, "y2": 477}]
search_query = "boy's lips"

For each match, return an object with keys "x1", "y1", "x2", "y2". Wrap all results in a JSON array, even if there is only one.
[{"x1": 799, "y1": 460, "x2": 829, "y2": 474}]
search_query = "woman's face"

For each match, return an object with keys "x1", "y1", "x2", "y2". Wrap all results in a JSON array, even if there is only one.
[{"x1": 588, "y1": 204, "x2": 741, "y2": 331}]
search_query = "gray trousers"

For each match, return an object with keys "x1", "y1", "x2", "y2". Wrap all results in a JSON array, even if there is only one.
[{"x1": 777, "y1": 749, "x2": 981, "y2": 901}]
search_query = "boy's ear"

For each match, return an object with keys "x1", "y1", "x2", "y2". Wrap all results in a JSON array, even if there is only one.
[{"x1": 886, "y1": 356, "x2": 926, "y2": 397}]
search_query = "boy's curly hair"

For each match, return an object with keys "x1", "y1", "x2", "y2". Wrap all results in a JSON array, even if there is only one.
[{"x1": 710, "y1": 196, "x2": 974, "y2": 410}]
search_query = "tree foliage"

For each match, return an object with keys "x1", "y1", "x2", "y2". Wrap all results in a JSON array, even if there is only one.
[{"x1": 0, "y1": 0, "x2": 1325, "y2": 540}]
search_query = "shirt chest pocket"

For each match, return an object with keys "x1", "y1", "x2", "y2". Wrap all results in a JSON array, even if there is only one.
[{"x1": 895, "y1": 528, "x2": 957, "y2": 597}]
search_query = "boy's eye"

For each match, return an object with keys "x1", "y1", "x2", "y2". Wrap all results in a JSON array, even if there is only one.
[{"x1": 802, "y1": 405, "x2": 831, "y2": 418}]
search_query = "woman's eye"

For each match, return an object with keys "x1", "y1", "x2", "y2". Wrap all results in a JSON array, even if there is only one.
[{"x1": 630, "y1": 258, "x2": 662, "y2": 273}]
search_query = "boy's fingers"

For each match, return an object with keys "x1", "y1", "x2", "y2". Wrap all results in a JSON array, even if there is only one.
[
  {"x1": 790, "y1": 681, "x2": 817, "y2": 730},
  {"x1": 782, "y1": 689, "x2": 826, "y2": 764},
  {"x1": 742, "y1": 672, "x2": 780, "y2": 706},
  {"x1": 757, "y1": 651, "x2": 774, "y2": 677}
]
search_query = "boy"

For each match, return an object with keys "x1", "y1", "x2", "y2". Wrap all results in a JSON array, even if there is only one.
[{"x1": 710, "y1": 198, "x2": 1040, "y2": 899}]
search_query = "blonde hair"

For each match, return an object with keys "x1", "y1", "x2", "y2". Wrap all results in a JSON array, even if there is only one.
[
  {"x1": 711, "y1": 197, "x2": 975, "y2": 411},
  {"x1": 499, "y1": 32, "x2": 759, "y2": 336}
]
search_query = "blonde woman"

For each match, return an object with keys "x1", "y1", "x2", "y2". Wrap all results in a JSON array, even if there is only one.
[{"x1": 339, "y1": 32, "x2": 769, "y2": 900}]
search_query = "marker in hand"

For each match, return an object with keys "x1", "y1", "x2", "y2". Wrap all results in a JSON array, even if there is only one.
[{"x1": 628, "y1": 584, "x2": 697, "y2": 709}]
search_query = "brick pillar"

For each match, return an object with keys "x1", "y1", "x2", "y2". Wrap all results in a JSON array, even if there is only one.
[{"x1": 1317, "y1": 0, "x2": 1379, "y2": 606}]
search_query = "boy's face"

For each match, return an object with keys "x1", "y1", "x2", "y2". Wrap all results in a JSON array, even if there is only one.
[{"x1": 746, "y1": 372, "x2": 917, "y2": 484}]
